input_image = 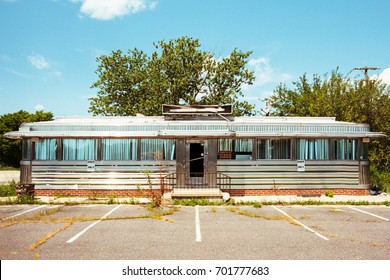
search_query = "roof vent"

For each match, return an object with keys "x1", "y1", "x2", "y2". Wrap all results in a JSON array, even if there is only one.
[{"x1": 162, "y1": 104, "x2": 232, "y2": 121}]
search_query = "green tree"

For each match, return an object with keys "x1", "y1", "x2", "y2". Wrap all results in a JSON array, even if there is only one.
[
  {"x1": 0, "y1": 110, "x2": 53, "y2": 168},
  {"x1": 266, "y1": 69, "x2": 390, "y2": 189},
  {"x1": 89, "y1": 36, "x2": 256, "y2": 116}
]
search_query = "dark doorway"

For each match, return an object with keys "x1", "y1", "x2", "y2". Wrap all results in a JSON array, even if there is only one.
[{"x1": 189, "y1": 142, "x2": 204, "y2": 177}]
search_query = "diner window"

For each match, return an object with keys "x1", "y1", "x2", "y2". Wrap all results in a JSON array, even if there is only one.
[
  {"x1": 63, "y1": 139, "x2": 97, "y2": 160},
  {"x1": 102, "y1": 139, "x2": 137, "y2": 160},
  {"x1": 296, "y1": 139, "x2": 329, "y2": 160},
  {"x1": 22, "y1": 139, "x2": 32, "y2": 160},
  {"x1": 360, "y1": 142, "x2": 369, "y2": 160},
  {"x1": 334, "y1": 139, "x2": 357, "y2": 160},
  {"x1": 218, "y1": 139, "x2": 253, "y2": 160},
  {"x1": 35, "y1": 139, "x2": 57, "y2": 160},
  {"x1": 257, "y1": 139, "x2": 291, "y2": 159},
  {"x1": 141, "y1": 139, "x2": 175, "y2": 160}
]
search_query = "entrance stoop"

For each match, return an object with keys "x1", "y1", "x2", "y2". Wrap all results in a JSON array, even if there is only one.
[
  {"x1": 172, "y1": 188, "x2": 222, "y2": 199},
  {"x1": 163, "y1": 188, "x2": 229, "y2": 202}
]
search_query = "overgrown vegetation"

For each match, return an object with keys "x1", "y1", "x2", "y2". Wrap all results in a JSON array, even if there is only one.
[
  {"x1": 0, "y1": 180, "x2": 17, "y2": 196},
  {"x1": 266, "y1": 69, "x2": 390, "y2": 192},
  {"x1": 324, "y1": 190, "x2": 334, "y2": 198},
  {"x1": 0, "y1": 110, "x2": 53, "y2": 168},
  {"x1": 89, "y1": 36, "x2": 256, "y2": 117}
]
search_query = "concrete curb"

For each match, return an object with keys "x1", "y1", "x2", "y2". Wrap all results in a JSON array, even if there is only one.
[{"x1": 1, "y1": 193, "x2": 389, "y2": 204}]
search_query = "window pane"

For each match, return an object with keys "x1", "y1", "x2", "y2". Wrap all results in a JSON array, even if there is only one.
[
  {"x1": 35, "y1": 139, "x2": 57, "y2": 160},
  {"x1": 296, "y1": 139, "x2": 329, "y2": 160},
  {"x1": 102, "y1": 139, "x2": 137, "y2": 160},
  {"x1": 63, "y1": 139, "x2": 97, "y2": 160},
  {"x1": 235, "y1": 139, "x2": 252, "y2": 160},
  {"x1": 218, "y1": 139, "x2": 252, "y2": 160},
  {"x1": 218, "y1": 139, "x2": 233, "y2": 159},
  {"x1": 141, "y1": 139, "x2": 175, "y2": 160},
  {"x1": 22, "y1": 140, "x2": 31, "y2": 160},
  {"x1": 257, "y1": 139, "x2": 290, "y2": 159},
  {"x1": 334, "y1": 139, "x2": 356, "y2": 160},
  {"x1": 360, "y1": 142, "x2": 369, "y2": 160}
]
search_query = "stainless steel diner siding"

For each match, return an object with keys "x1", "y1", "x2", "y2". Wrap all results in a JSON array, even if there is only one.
[
  {"x1": 29, "y1": 160, "x2": 175, "y2": 190},
  {"x1": 217, "y1": 160, "x2": 366, "y2": 190},
  {"x1": 26, "y1": 124, "x2": 370, "y2": 133},
  {"x1": 23, "y1": 118, "x2": 370, "y2": 134}
]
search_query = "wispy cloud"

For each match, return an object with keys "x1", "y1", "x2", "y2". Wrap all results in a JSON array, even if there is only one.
[
  {"x1": 0, "y1": 55, "x2": 12, "y2": 62},
  {"x1": 71, "y1": 0, "x2": 157, "y2": 20},
  {"x1": 1, "y1": 67, "x2": 32, "y2": 79},
  {"x1": 27, "y1": 53, "x2": 50, "y2": 70},
  {"x1": 248, "y1": 56, "x2": 292, "y2": 87}
]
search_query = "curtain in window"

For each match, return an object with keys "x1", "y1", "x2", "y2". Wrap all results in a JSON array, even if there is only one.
[
  {"x1": 63, "y1": 139, "x2": 96, "y2": 160},
  {"x1": 257, "y1": 139, "x2": 290, "y2": 159},
  {"x1": 141, "y1": 139, "x2": 175, "y2": 160},
  {"x1": 102, "y1": 139, "x2": 137, "y2": 160},
  {"x1": 235, "y1": 139, "x2": 253, "y2": 152},
  {"x1": 35, "y1": 139, "x2": 57, "y2": 160},
  {"x1": 335, "y1": 139, "x2": 356, "y2": 160},
  {"x1": 296, "y1": 139, "x2": 329, "y2": 160},
  {"x1": 218, "y1": 139, "x2": 232, "y2": 151}
]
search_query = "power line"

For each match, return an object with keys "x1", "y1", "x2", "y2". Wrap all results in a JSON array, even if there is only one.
[{"x1": 353, "y1": 66, "x2": 380, "y2": 85}]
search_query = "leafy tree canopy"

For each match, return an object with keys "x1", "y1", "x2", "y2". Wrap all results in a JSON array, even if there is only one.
[
  {"x1": 89, "y1": 36, "x2": 256, "y2": 116},
  {"x1": 265, "y1": 69, "x2": 390, "y2": 173},
  {"x1": 0, "y1": 110, "x2": 53, "y2": 168}
]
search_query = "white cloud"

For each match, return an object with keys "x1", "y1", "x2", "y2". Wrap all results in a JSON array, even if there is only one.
[
  {"x1": 246, "y1": 56, "x2": 292, "y2": 88},
  {"x1": 71, "y1": 0, "x2": 157, "y2": 20},
  {"x1": 372, "y1": 67, "x2": 390, "y2": 85},
  {"x1": 27, "y1": 53, "x2": 50, "y2": 70},
  {"x1": 35, "y1": 105, "x2": 45, "y2": 111}
]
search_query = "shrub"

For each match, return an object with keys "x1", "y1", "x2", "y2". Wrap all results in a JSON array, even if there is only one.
[{"x1": 0, "y1": 180, "x2": 17, "y2": 197}]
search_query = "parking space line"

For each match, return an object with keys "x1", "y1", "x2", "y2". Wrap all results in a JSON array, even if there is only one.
[
  {"x1": 195, "y1": 205, "x2": 202, "y2": 242},
  {"x1": 348, "y1": 206, "x2": 389, "y2": 221},
  {"x1": 66, "y1": 205, "x2": 122, "y2": 243},
  {"x1": 271, "y1": 206, "x2": 329, "y2": 241},
  {"x1": 2, "y1": 205, "x2": 46, "y2": 221}
]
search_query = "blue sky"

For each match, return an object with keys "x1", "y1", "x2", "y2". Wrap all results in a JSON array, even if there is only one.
[{"x1": 1, "y1": 0, "x2": 389, "y2": 117}]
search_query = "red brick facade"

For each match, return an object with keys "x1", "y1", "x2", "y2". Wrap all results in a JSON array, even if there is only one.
[{"x1": 35, "y1": 188, "x2": 369, "y2": 197}]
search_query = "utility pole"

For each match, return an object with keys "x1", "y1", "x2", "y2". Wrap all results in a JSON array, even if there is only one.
[{"x1": 353, "y1": 66, "x2": 380, "y2": 85}]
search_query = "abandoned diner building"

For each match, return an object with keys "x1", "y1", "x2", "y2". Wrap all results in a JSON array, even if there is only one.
[{"x1": 5, "y1": 105, "x2": 386, "y2": 198}]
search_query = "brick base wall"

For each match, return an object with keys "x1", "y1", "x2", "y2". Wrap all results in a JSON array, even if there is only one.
[
  {"x1": 35, "y1": 188, "x2": 369, "y2": 197},
  {"x1": 226, "y1": 188, "x2": 369, "y2": 196},
  {"x1": 34, "y1": 189, "x2": 169, "y2": 197}
]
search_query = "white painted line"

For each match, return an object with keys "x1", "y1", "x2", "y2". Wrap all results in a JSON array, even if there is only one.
[
  {"x1": 272, "y1": 206, "x2": 329, "y2": 241},
  {"x1": 2, "y1": 205, "x2": 46, "y2": 221},
  {"x1": 67, "y1": 205, "x2": 122, "y2": 244},
  {"x1": 348, "y1": 206, "x2": 389, "y2": 221},
  {"x1": 195, "y1": 205, "x2": 202, "y2": 242}
]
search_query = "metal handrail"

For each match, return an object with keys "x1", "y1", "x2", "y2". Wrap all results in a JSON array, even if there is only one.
[{"x1": 163, "y1": 172, "x2": 231, "y2": 191}]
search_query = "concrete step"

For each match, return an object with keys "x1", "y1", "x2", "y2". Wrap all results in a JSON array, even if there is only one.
[{"x1": 171, "y1": 188, "x2": 223, "y2": 198}]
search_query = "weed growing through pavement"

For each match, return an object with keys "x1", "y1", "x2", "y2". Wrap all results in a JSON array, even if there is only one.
[
  {"x1": 329, "y1": 208, "x2": 343, "y2": 213},
  {"x1": 0, "y1": 206, "x2": 176, "y2": 258}
]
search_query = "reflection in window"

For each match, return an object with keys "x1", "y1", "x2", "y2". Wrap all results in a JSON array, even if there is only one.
[
  {"x1": 296, "y1": 139, "x2": 329, "y2": 160},
  {"x1": 102, "y1": 139, "x2": 137, "y2": 160},
  {"x1": 257, "y1": 139, "x2": 291, "y2": 159},
  {"x1": 141, "y1": 139, "x2": 175, "y2": 160},
  {"x1": 63, "y1": 139, "x2": 97, "y2": 160}
]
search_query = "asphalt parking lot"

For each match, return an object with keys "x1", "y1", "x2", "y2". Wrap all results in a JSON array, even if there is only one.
[{"x1": 0, "y1": 204, "x2": 389, "y2": 260}]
